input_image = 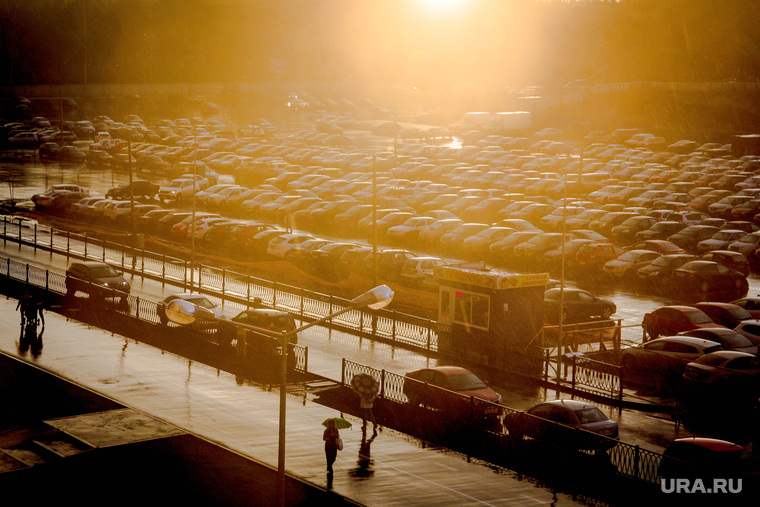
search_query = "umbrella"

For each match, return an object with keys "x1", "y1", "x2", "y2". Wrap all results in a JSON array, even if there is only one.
[
  {"x1": 322, "y1": 417, "x2": 352, "y2": 430},
  {"x1": 351, "y1": 373, "x2": 380, "y2": 398}
]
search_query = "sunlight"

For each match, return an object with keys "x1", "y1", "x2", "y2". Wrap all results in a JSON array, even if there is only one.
[{"x1": 416, "y1": 0, "x2": 470, "y2": 16}]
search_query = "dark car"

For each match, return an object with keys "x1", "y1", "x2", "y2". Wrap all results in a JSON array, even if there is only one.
[
  {"x1": 679, "y1": 328, "x2": 758, "y2": 356},
  {"x1": 694, "y1": 302, "x2": 759, "y2": 329},
  {"x1": 230, "y1": 307, "x2": 299, "y2": 346},
  {"x1": 700, "y1": 250, "x2": 750, "y2": 276},
  {"x1": 106, "y1": 179, "x2": 160, "y2": 200},
  {"x1": 732, "y1": 297, "x2": 760, "y2": 319},
  {"x1": 632, "y1": 220, "x2": 685, "y2": 242},
  {"x1": 65, "y1": 261, "x2": 130, "y2": 302},
  {"x1": 667, "y1": 225, "x2": 720, "y2": 252},
  {"x1": 636, "y1": 253, "x2": 698, "y2": 294},
  {"x1": 609, "y1": 215, "x2": 658, "y2": 245},
  {"x1": 659, "y1": 438, "x2": 760, "y2": 484},
  {"x1": 621, "y1": 336, "x2": 723, "y2": 375},
  {"x1": 571, "y1": 242, "x2": 625, "y2": 275},
  {"x1": 642, "y1": 305, "x2": 723, "y2": 339},
  {"x1": 137, "y1": 208, "x2": 172, "y2": 234},
  {"x1": 673, "y1": 260, "x2": 749, "y2": 301},
  {"x1": 543, "y1": 288, "x2": 616, "y2": 324},
  {"x1": 506, "y1": 399, "x2": 618, "y2": 450}
]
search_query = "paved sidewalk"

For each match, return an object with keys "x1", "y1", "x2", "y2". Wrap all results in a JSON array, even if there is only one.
[{"x1": 0, "y1": 294, "x2": 589, "y2": 506}]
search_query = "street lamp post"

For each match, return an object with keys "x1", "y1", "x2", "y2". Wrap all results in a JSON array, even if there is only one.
[{"x1": 165, "y1": 285, "x2": 394, "y2": 507}]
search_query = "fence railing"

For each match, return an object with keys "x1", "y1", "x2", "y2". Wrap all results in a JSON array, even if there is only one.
[
  {"x1": 0, "y1": 254, "x2": 309, "y2": 374},
  {"x1": 1, "y1": 215, "x2": 439, "y2": 352},
  {"x1": 341, "y1": 359, "x2": 665, "y2": 486},
  {"x1": 2, "y1": 216, "x2": 630, "y2": 402}
]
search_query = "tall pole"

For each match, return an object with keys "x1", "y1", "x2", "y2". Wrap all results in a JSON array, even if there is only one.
[
  {"x1": 372, "y1": 154, "x2": 377, "y2": 287},
  {"x1": 128, "y1": 133, "x2": 134, "y2": 232},
  {"x1": 557, "y1": 174, "x2": 567, "y2": 385},
  {"x1": 190, "y1": 136, "x2": 197, "y2": 288},
  {"x1": 277, "y1": 330, "x2": 287, "y2": 507}
]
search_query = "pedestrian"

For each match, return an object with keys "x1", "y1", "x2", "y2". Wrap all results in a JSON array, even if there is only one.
[
  {"x1": 360, "y1": 392, "x2": 378, "y2": 435},
  {"x1": 323, "y1": 419, "x2": 341, "y2": 475},
  {"x1": 15, "y1": 291, "x2": 33, "y2": 326}
]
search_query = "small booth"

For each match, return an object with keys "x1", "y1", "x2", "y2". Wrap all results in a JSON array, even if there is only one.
[{"x1": 435, "y1": 265, "x2": 549, "y2": 375}]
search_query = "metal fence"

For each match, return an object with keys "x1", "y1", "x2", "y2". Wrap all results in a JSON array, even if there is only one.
[
  {"x1": 2, "y1": 216, "x2": 630, "y2": 402},
  {"x1": 1, "y1": 216, "x2": 439, "y2": 352},
  {"x1": 341, "y1": 358, "x2": 666, "y2": 486},
  {"x1": 0, "y1": 253, "x2": 309, "y2": 373}
]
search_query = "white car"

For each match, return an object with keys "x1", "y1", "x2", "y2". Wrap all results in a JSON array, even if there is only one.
[
  {"x1": 193, "y1": 183, "x2": 236, "y2": 207},
  {"x1": 385, "y1": 217, "x2": 436, "y2": 243},
  {"x1": 266, "y1": 233, "x2": 314, "y2": 259},
  {"x1": 101, "y1": 200, "x2": 134, "y2": 222},
  {"x1": 399, "y1": 256, "x2": 444, "y2": 288},
  {"x1": 158, "y1": 178, "x2": 201, "y2": 204}
]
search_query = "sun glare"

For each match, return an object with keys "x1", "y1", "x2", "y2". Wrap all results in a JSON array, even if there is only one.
[{"x1": 417, "y1": 0, "x2": 469, "y2": 16}]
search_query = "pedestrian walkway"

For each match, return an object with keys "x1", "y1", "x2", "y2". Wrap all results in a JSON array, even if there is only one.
[{"x1": 0, "y1": 294, "x2": 592, "y2": 506}]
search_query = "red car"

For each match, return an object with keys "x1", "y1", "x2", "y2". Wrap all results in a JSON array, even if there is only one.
[
  {"x1": 403, "y1": 366, "x2": 501, "y2": 411},
  {"x1": 642, "y1": 305, "x2": 724, "y2": 339}
]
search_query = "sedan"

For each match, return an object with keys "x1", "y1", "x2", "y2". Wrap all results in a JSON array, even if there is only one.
[
  {"x1": 683, "y1": 351, "x2": 760, "y2": 385},
  {"x1": 694, "y1": 302, "x2": 759, "y2": 329},
  {"x1": 673, "y1": 260, "x2": 749, "y2": 301},
  {"x1": 731, "y1": 297, "x2": 760, "y2": 319},
  {"x1": 506, "y1": 399, "x2": 618, "y2": 450},
  {"x1": 602, "y1": 249, "x2": 661, "y2": 282},
  {"x1": 403, "y1": 366, "x2": 502, "y2": 413},
  {"x1": 642, "y1": 305, "x2": 723, "y2": 339},
  {"x1": 157, "y1": 293, "x2": 226, "y2": 325},
  {"x1": 678, "y1": 327, "x2": 758, "y2": 355},
  {"x1": 543, "y1": 288, "x2": 616, "y2": 324},
  {"x1": 636, "y1": 253, "x2": 698, "y2": 294},
  {"x1": 620, "y1": 336, "x2": 723, "y2": 375},
  {"x1": 266, "y1": 233, "x2": 315, "y2": 259}
]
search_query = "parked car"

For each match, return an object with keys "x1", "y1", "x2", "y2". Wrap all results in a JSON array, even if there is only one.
[
  {"x1": 506, "y1": 399, "x2": 618, "y2": 450},
  {"x1": 106, "y1": 180, "x2": 159, "y2": 200},
  {"x1": 636, "y1": 253, "x2": 698, "y2": 293},
  {"x1": 403, "y1": 366, "x2": 502, "y2": 413},
  {"x1": 700, "y1": 250, "x2": 750, "y2": 276},
  {"x1": 633, "y1": 220, "x2": 685, "y2": 242},
  {"x1": 399, "y1": 256, "x2": 445, "y2": 289},
  {"x1": 679, "y1": 327, "x2": 758, "y2": 355},
  {"x1": 266, "y1": 233, "x2": 315, "y2": 259},
  {"x1": 673, "y1": 260, "x2": 749, "y2": 300},
  {"x1": 65, "y1": 261, "x2": 130, "y2": 302},
  {"x1": 694, "y1": 302, "x2": 760, "y2": 329},
  {"x1": 659, "y1": 438, "x2": 760, "y2": 483},
  {"x1": 668, "y1": 225, "x2": 721, "y2": 252},
  {"x1": 602, "y1": 249, "x2": 661, "y2": 282},
  {"x1": 230, "y1": 307, "x2": 299, "y2": 346},
  {"x1": 731, "y1": 297, "x2": 760, "y2": 319},
  {"x1": 734, "y1": 321, "x2": 760, "y2": 346},
  {"x1": 543, "y1": 288, "x2": 616, "y2": 324},
  {"x1": 157, "y1": 293, "x2": 226, "y2": 325},
  {"x1": 620, "y1": 336, "x2": 723, "y2": 374},
  {"x1": 158, "y1": 178, "x2": 201, "y2": 205},
  {"x1": 697, "y1": 229, "x2": 747, "y2": 254},
  {"x1": 642, "y1": 305, "x2": 723, "y2": 339},
  {"x1": 683, "y1": 351, "x2": 760, "y2": 386}
]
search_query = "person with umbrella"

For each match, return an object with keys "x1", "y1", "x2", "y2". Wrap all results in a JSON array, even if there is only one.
[
  {"x1": 322, "y1": 417, "x2": 349, "y2": 475},
  {"x1": 351, "y1": 373, "x2": 379, "y2": 435}
]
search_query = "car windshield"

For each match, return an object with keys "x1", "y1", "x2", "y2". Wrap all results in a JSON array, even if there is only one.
[
  {"x1": 447, "y1": 372, "x2": 486, "y2": 391},
  {"x1": 687, "y1": 311, "x2": 713, "y2": 324},
  {"x1": 575, "y1": 407, "x2": 608, "y2": 424},
  {"x1": 89, "y1": 266, "x2": 119, "y2": 278},
  {"x1": 728, "y1": 307, "x2": 753, "y2": 320},
  {"x1": 185, "y1": 296, "x2": 216, "y2": 309},
  {"x1": 720, "y1": 332, "x2": 754, "y2": 348}
]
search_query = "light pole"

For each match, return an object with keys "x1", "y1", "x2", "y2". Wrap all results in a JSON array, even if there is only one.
[{"x1": 165, "y1": 284, "x2": 394, "y2": 507}]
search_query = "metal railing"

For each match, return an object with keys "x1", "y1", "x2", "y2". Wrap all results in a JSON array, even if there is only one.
[
  {"x1": 2, "y1": 216, "x2": 631, "y2": 402},
  {"x1": 1, "y1": 215, "x2": 439, "y2": 352},
  {"x1": 0, "y1": 254, "x2": 309, "y2": 373},
  {"x1": 341, "y1": 358, "x2": 666, "y2": 486}
]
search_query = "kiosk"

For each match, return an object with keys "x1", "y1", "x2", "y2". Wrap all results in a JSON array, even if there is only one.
[{"x1": 435, "y1": 265, "x2": 549, "y2": 375}]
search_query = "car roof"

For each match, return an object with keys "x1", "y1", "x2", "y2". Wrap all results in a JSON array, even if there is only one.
[
  {"x1": 646, "y1": 336, "x2": 722, "y2": 348},
  {"x1": 409, "y1": 366, "x2": 472, "y2": 376},
  {"x1": 673, "y1": 437, "x2": 747, "y2": 453},
  {"x1": 695, "y1": 302, "x2": 741, "y2": 310},
  {"x1": 541, "y1": 399, "x2": 598, "y2": 411},
  {"x1": 697, "y1": 350, "x2": 756, "y2": 360}
]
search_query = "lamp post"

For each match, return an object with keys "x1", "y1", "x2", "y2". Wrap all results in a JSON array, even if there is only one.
[{"x1": 165, "y1": 284, "x2": 394, "y2": 507}]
